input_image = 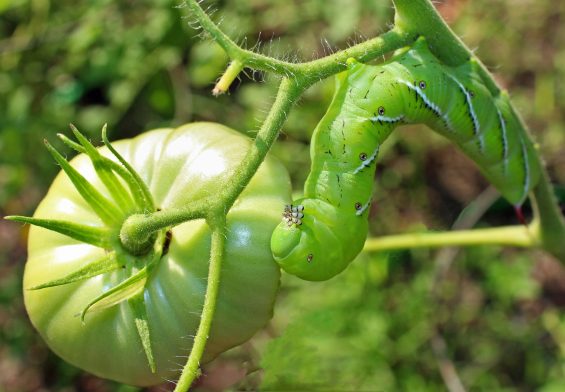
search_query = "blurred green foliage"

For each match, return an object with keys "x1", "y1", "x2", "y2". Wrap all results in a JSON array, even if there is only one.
[{"x1": 1, "y1": 0, "x2": 565, "y2": 391}]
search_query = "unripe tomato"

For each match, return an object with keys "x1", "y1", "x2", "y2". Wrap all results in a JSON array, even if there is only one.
[{"x1": 22, "y1": 122, "x2": 291, "y2": 386}]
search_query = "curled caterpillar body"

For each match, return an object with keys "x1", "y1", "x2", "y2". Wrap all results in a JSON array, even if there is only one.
[{"x1": 272, "y1": 37, "x2": 541, "y2": 281}]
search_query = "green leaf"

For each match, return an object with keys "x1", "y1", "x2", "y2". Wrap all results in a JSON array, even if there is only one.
[
  {"x1": 80, "y1": 266, "x2": 148, "y2": 322},
  {"x1": 28, "y1": 252, "x2": 121, "y2": 290},
  {"x1": 5, "y1": 215, "x2": 111, "y2": 248},
  {"x1": 129, "y1": 293, "x2": 156, "y2": 373},
  {"x1": 44, "y1": 139, "x2": 123, "y2": 226},
  {"x1": 70, "y1": 124, "x2": 135, "y2": 212}
]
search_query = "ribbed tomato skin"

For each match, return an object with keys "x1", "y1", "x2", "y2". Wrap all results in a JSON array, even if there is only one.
[{"x1": 23, "y1": 123, "x2": 291, "y2": 386}]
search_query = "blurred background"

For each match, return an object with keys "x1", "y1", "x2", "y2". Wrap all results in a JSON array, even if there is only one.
[{"x1": 1, "y1": 0, "x2": 565, "y2": 390}]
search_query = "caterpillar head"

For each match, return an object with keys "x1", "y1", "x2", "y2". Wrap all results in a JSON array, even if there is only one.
[{"x1": 270, "y1": 198, "x2": 367, "y2": 281}]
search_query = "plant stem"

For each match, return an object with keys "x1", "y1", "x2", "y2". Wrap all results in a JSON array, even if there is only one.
[
  {"x1": 531, "y1": 164, "x2": 565, "y2": 260},
  {"x1": 185, "y1": 0, "x2": 413, "y2": 80},
  {"x1": 119, "y1": 77, "x2": 302, "y2": 253},
  {"x1": 218, "y1": 77, "x2": 303, "y2": 211},
  {"x1": 174, "y1": 215, "x2": 227, "y2": 392},
  {"x1": 363, "y1": 225, "x2": 535, "y2": 252},
  {"x1": 392, "y1": 0, "x2": 468, "y2": 64},
  {"x1": 392, "y1": 0, "x2": 499, "y2": 98},
  {"x1": 120, "y1": 9, "x2": 414, "y2": 249},
  {"x1": 119, "y1": 200, "x2": 208, "y2": 255}
]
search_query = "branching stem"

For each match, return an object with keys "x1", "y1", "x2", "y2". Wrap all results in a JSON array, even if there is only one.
[
  {"x1": 120, "y1": 6, "x2": 411, "y2": 250},
  {"x1": 184, "y1": 0, "x2": 412, "y2": 81}
]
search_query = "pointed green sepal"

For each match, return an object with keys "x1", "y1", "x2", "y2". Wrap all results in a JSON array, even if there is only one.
[
  {"x1": 57, "y1": 133, "x2": 86, "y2": 153},
  {"x1": 80, "y1": 266, "x2": 148, "y2": 323},
  {"x1": 57, "y1": 132, "x2": 148, "y2": 212},
  {"x1": 5, "y1": 215, "x2": 111, "y2": 248},
  {"x1": 107, "y1": 160, "x2": 151, "y2": 213},
  {"x1": 28, "y1": 252, "x2": 121, "y2": 290},
  {"x1": 102, "y1": 126, "x2": 155, "y2": 211},
  {"x1": 44, "y1": 139, "x2": 123, "y2": 226},
  {"x1": 70, "y1": 124, "x2": 135, "y2": 212},
  {"x1": 129, "y1": 293, "x2": 157, "y2": 373}
]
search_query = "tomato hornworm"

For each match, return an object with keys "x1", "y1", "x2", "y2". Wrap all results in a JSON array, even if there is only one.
[{"x1": 271, "y1": 37, "x2": 541, "y2": 281}]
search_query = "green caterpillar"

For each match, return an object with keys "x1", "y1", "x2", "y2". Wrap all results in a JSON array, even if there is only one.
[{"x1": 270, "y1": 37, "x2": 541, "y2": 281}]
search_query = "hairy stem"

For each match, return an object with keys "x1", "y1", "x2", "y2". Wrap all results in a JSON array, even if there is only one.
[
  {"x1": 392, "y1": 0, "x2": 497, "y2": 93},
  {"x1": 121, "y1": 4, "x2": 414, "y2": 249},
  {"x1": 531, "y1": 165, "x2": 565, "y2": 260},
  {"x1": 184, "y1": 0, "x2": 300, "y2": 76},
  {"x1": 363, "y1": 225, "x2": 535, "y2": 252},
  {"x1": 392, "y1": 0, "x2": 469, "y2": 65},
  {"x1": 185, "y1": 0, "x2": 413, "y2": 81},
  {"x1": 119, "y1": 77, "x2": 303, "y2": 253},
  {"x1": 218, "y1": 77, "x2": 303, "y2": 210},
  {"x1": 174, "y1": 215, "x2": 227, "y2": 392},
  {"x1": 119, "y1": 200, "x2": 208, "y2": 255}
]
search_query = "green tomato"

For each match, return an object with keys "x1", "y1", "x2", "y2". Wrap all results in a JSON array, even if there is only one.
[{"x1": 22, "y1": 122, "x2": 291, "y2": 386}]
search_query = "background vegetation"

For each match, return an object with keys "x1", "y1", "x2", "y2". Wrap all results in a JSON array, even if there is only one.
[{"x1": 1, "y1": 0, "x2": 565, "y2": 390}]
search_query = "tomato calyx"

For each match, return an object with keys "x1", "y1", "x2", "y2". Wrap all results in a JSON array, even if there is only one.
[{"x1": 6, "y1": 124, "x2": 165, "y2": 373}]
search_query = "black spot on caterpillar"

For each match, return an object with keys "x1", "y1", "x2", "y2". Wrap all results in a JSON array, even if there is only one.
[{"x1": 271, "y1": 37, "x2": 540, "y2": 281}]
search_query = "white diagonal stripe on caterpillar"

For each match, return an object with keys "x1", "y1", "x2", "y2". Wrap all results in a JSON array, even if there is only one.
[
  {"x1": 397, "y1": 79, "x2": 455, "y2": 134},
  {"x1": 444, "y1": 73, "x2": 484, "y2": 152},
  {"x1": 355, "y1": 197, "x2": 371, "y2": 216},
  {"x1": 369, "y1": 114, "x2": 404, "y2": 123},
  {"x1": 353, "y1": 145, "x2": 380, "y2": 174}
]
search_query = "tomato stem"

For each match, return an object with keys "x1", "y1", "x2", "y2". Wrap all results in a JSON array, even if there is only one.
[
  {"x1": 119, "y1": 201, "x2": 208, "y2": 255},
  {"x1": 363, "y1": 225, "x2": 536, "y2": 252},
  {"x1": 183, "y1": 0, "x2": 412, "y2": 80},
  {"x1": 174, "y1": 215, "x2": 227, "y2": 392}
]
